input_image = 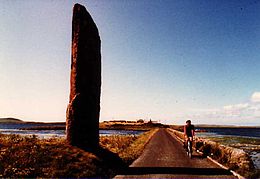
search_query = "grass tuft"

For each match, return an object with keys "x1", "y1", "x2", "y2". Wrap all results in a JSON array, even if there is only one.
[
  {"x1": 100, "y1": 129, "x2": 158, "y2": 165},
  {"x1": 0, "y1": 134, "x2": 111, "y2": 177},
  {"x1": 168, "y1": 128, "x2": 257, "y2": 178},
  {"x1": 0, "y1": 129, "x2": 158, "y2": 177}
]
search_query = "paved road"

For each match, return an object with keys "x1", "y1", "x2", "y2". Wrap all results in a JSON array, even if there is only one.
[{"x1": 116, "y1": 128, "x2": 237, "y2": 178}]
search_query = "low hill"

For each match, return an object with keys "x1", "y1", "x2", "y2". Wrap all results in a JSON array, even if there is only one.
[{"x1": 0, "y1": 118, "x2": 24, "y2": 123}]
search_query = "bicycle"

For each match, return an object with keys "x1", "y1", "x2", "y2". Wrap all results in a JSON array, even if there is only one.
[{"x1": 186, "y1": 136, "x2": 193, "y2": 159}]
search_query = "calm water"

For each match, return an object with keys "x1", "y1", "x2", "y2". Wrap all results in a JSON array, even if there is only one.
[
  {"x1": 0, "y1": 123, "x2": 144, "y2": 138},
  {"x1": 1, "y1": 124, "x2": 259, "y2": 138},
  {"x1": 196, "y1": 127, "x2": 260, "y2": 169},
  {"x1": 196, "y1": 127, "x2": 260, "y2": 139}
]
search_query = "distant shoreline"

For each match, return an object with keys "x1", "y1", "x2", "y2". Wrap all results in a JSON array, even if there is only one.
[
  {"x1": 19, "y1": 123, "x2": 162, "y2": 131},
  {"x1": 1, "y1": 118, "x2": 260, "y2": 129},
  {"x1": 170, "y1": 124, "x2": 260, "y2": 129}
]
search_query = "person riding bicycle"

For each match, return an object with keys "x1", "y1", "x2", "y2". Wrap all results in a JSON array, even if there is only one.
[{"x1": 183, "y1": 120, "x2": 195, "y2": 150}]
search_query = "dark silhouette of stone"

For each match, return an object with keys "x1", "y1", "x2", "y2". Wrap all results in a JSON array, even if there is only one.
[{"x1": 66, "y1": 3, "x2": 101, "y2": 150}]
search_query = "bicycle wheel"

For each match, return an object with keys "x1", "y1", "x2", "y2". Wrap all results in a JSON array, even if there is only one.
[{"x1": 187, "y1": 141, "x2": 192, "y2": 159}]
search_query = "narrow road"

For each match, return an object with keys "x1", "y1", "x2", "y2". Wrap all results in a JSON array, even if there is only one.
[{"x1": 116, "y1": 128, "x2": 236, "y2": 178}]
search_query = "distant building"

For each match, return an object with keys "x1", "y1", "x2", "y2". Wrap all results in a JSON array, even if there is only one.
[
  {"x1": 147, "y1": 119, "x2": 159, "y2": 124},
  {"x1": 137, "y1": 119, "x2": 144, "y2": 123}
]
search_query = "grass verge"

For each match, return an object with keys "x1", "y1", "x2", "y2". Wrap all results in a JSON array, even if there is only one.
[
  {"x1": 168, "y1": 128, "x2": 258, "y2": 178},
  {"x1": 0, "y1": 129, "x2": 158, "y2": 177},
  {"x1": 100, "y1": 128, "x2": 158, "y2": 165}
]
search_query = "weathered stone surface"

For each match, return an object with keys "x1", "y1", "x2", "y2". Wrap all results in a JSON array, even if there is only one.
[{"x1": 66, "y1": 3, "x2": 101, "y2": 150}]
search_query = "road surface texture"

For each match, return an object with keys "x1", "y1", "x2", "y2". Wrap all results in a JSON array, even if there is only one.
[{"x1": 116, "y1": 128, "x2": 237, "y2": 178}]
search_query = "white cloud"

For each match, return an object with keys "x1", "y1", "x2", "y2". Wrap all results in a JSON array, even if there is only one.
[
  {"x1": 223, "y1": 103, "x2": 249, "y2": 111},
  {"x1": 251, "y1": 92, "x2": 260, "y2": 103},
  {"x1": 186, "y1": 92, "x2": 260, "y2": 125}
]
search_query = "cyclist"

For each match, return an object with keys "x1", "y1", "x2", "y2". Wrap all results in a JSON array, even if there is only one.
[{"x1": 183, "y1": 120, "x2": 195, "y2": 150}]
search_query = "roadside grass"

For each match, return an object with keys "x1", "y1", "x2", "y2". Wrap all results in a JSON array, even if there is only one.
[
  {"x1": 0, "y1": 134, "x2": 116, "y2": 178},
  {"x1": 100, "y1": 128, "x2": 158, "y2": 165},
  {"x1": 198, "y1": 136, "x2": 260, "y2": 178},
  {"x1": 168, "y1": 128, "x2": 258, "y2": 178},
  {"x1": 0, "y1": 129, "x2": 158, "y2": 177}
]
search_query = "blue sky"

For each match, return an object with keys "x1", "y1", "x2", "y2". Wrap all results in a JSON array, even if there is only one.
[{"x1": 1, "y1": 0, "x2": 260, "y2": 125}]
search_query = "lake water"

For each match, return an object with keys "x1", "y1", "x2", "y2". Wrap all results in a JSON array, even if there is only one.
[
  {"x1": 1, "y1": 123, "x2": 259, "y2": 139},
  {"x1": 196, "y1": 127, "x2": 260, "y2": 139},
  {"x1": 196, "y1": 127, "x2": 260, "y2": 170},
  {"x1": 0, "y1": 123, "x2": 144, "y2": 138}
]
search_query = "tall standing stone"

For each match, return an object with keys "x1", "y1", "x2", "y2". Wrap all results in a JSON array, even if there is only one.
[{"x1": 66, "y1": 3, "x2": 101, "y2": 150}]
